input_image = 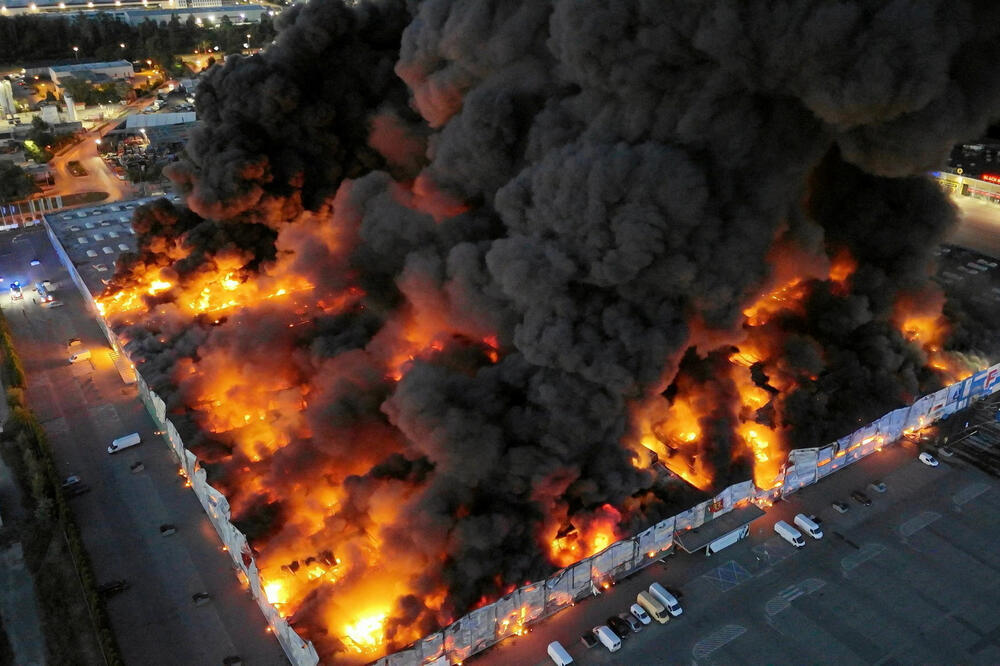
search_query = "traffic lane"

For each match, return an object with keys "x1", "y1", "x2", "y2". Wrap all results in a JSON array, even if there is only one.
[
  {"x1": 474, "y1": 444, "x2": 918, "y2": 666},
  {"x1": 0, "y1": 229, "x2": 287, "y2": 664}
]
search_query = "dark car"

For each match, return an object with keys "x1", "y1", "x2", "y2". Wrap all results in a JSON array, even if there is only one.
[
  {"x1": 580, "y1": 631, "x2": 598, "y2": 648},
  {"x1": 97, "y1": 580, "x2": 130, "y2": 596},
  {"x1": 850, "y1": 490, "x2": 872, "y2": 506},
  {"x1": 620, "y1": 611, "x2": 643, "y2": 633},
  {"x1": 832, "y1": 500, "x2": 849, "y2": 513},
  {"x1": 606, "y1": 615, "x2": 631, "y2": 639}
]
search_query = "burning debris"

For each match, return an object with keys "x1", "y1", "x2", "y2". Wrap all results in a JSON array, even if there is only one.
[{"x1": 97, "y1": 1, "x2": 1000, "y2": 661}]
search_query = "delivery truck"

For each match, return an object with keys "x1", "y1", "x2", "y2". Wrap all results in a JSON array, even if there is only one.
[{"x1": 774, "y1": 520, "x2": 805, "y2": 547}]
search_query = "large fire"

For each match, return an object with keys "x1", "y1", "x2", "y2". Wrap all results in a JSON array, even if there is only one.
[{"x1": 95, "y1": 214, "x2": 989, "y2": 664}]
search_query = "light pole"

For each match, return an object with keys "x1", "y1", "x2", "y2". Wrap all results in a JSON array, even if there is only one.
[{"x1": 72, "y1": 46, "x2": 79, "y2": 62}]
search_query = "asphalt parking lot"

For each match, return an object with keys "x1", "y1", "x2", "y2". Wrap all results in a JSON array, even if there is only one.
[
  {"x1": 0, "y1": 226, "x2": 287, "y2": 665},
  {"x1": 475, "y1": 397, "x2": 1000, "y2": 666}
]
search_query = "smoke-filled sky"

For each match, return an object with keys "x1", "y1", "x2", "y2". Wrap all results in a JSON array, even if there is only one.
[{"x1": 101, "y1": 0, "x2": 1000, "y2": 661}]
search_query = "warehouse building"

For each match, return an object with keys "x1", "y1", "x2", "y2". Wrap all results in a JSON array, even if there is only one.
[{"x1": 48, "y1": 60, "x2": 135, "y2": 86}]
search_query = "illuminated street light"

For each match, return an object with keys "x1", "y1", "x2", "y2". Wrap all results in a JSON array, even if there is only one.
[
  {"x1": 120, "y1": 43, "x2": 126, "y2": 49},
  {"x1": 72, "y1": 46, "x2": 80, "y2": 62}
]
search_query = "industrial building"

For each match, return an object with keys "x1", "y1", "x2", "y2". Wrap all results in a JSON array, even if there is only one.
[
  {"x1": 48, "y1": 60, "x2": 135, "y2": 86},
  {"x1": 45, "y1": 195, "x2": 182, "y2": 293},
  {"x1": 0, "y1": 79, "x2": 16, "y2": 117},
  {"x1": 119, "y1": 3, "x2": 268, "y2": 24}
]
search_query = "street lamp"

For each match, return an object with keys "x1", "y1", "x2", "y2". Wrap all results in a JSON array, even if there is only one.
[
  {"x1": 120, "y1": 43, "x2": 126, "y2": 49},
  {"x1": 72, "y1": 46, "x2": 79, "y2": 62}
]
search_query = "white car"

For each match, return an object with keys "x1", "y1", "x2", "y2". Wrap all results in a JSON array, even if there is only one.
[
  {"x1": 630, "y1": 603, "x2": 651, "y2": 625},
  {"x1": 918, "y1": 452, "x2": 939, "y2": 467}
]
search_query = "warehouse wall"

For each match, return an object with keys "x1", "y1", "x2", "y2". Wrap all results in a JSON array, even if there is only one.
[{"x1": 46, "y1": 211, "x2": 1000, "y2": 666}]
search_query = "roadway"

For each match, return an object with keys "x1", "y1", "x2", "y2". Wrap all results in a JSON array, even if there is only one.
[
  {"x1": 0, "y1": 227, "x2": 288, "y2": 666},
  {"x1": 949, "y1": 194, "x2": 1000, "y2": 260},
  {"x1": 474, "y1": 399, "x2": 1000, "y2": 666}
]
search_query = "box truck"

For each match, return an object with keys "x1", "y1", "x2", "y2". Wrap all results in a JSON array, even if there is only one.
[
  {"x1": 774, "y1": 520, "x2": 805, "y2": 547},
  {"x1": 793, "y1": 513, "x2": 823, "y2": 539},
  {"x1": 636, "y1": 591, "x2": 669, "y2": 624},
  {"x1": 648, "y1": 582, "x2": 683, "y2": 616},
  {"x1": 107, "y1": 432, "x2": 140, "y2": 454},
  {"x1": 593, "y1": 626, "x2": 621, "y2": 652},
  {"x1": 546, "y1": 641, "x2": 573, "y2": 665}
]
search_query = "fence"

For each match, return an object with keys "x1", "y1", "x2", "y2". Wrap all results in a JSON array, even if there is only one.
[
  {"x1": 1, "y1": 196, "x2": 64, "y2": 230},
  {"x1": 41, "y1": 210, "x2": 1000, "y2": 665},
  {"x1": 375, "y1": 363, "x2": 1000, "y2": 666}
]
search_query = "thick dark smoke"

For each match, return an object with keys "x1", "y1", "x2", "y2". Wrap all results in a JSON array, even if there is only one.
[{"x1": 99, "y1": 0, "x2": 1000, "y2": 659}]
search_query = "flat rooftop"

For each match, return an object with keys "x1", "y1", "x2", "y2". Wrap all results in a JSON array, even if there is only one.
[
  {"x1": 49, "y1": 60, "x2": 133, "y2": 73},
  {"x1": 46, "y1": 195, "x2": 182, "y2": 296},
  {"x1": 674, "y1": 503, "x2": 766, "y2": 553}
]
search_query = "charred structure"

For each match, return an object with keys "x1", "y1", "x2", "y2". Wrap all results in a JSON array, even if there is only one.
[{"x1": 98, "y1": 1, "x2": 1000, "y2": 661}]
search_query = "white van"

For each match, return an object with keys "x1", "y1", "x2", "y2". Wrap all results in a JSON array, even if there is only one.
[
  {"x1": 648, "y1": 582, "x2": 683, "y2": 616},
  {"x1": 593, "y1": 625, "x2": 621, "y2": 653},
  {"x1": 793, "y1": 513, "x2": 823, "y2": 539},
  {"x1": 774, "y1": 520, "x2": 805, "y2": 547},
  {"x1": 546, "y1": 641, "x2": 573, "y2": 665},
  {"x1": 636, "y1": 591, "x2": 669, "y2": 624},
  {"x1": 68, "y1": 349, "x2": 92, "y2": 363},
  {"x1": 107, "y1": 432, "x2": 140, "y2": 454}
]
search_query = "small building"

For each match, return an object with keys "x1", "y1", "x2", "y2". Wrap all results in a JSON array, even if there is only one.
[
  {"x1": 38, "y1": 104, "x2": 60, "y2": 125},
  {"x1": 49, "y1": 60, "x2": 135, "y2": 86},
  {"x1": 124, "y1": 112, "x2": 196, "y2": 147},
  {"x1": 0, "y1": 79, "x2": 16, "y2": 117},
  {"x1": 63, "y1": 94, "x2": 77, "y2": 122}
]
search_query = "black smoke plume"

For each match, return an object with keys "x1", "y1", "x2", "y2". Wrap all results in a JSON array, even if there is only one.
[{"x1": 99, "y1": 1, "x2": 1000, "y2": 660}]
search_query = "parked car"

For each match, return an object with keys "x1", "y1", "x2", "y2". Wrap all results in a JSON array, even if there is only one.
[
  {"x1": 850, "y1": 490, "x2": 872, "y2": 506},
  {"x1": 9, "y1": 282, "x2": 22, "y2": 301},
  {"x1": 620, "y1": 612, "x2": 642, "y2": 633},
  {"x1": 60, "y1": 475, "x2": 81, "y2": 489},
  {"x1": 630, "y1": 602, "x2": 651, "y2": 625},
  {"x1": 868, "y1": 480, "x2": 887, "y2": 493},
  {"x1": 938, "y1": 446, "x2": 955, "y2": 457},
  {"x1": 606, "y1": 615, "x2": 631, "y2": 639},
  {"x1": 580, "y1": 631, "x2": 598, "y2": 649},
  {"x1": 919, "y1": 452, "x2": 939, "y2": 467},
  {"x1": 832, "y1": 500, "x2": 849, "y2": 514}
]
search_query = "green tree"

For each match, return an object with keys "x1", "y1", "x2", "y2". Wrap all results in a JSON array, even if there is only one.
[
  {"x1": 27, "y1": 117, "x2": 55, "y2": 149},
  {"x1": 0, "y1": 162, "x2": 40, "y2": 204}
]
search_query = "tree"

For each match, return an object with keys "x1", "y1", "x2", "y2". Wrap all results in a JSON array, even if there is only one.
[
  {"x1": 27, "y1": 117, "x2": 55, "y2": 149},
  {"x1": 0, "y1": 162, "x2": 40, "y2": 204}
]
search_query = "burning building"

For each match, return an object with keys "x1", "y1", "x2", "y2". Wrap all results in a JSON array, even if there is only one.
[{"x1": 96, "y1": 1, "x2": 1000, "y2": 662}]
